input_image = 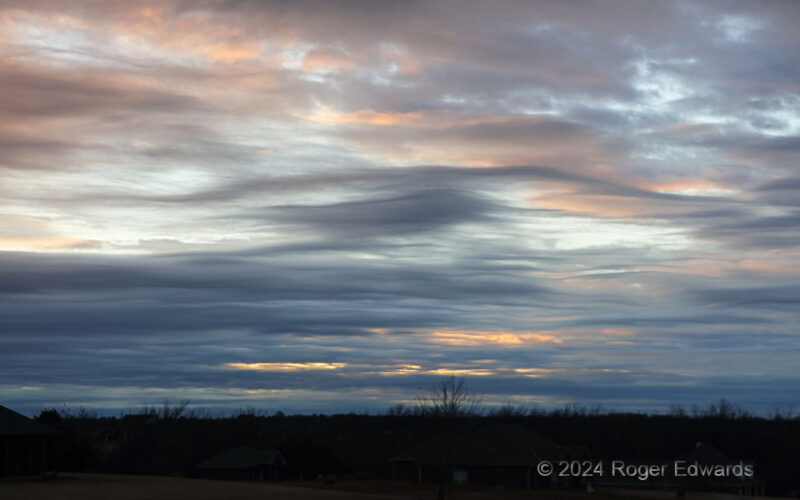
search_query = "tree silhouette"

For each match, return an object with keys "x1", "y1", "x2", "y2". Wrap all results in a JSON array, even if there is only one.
[
  {"x1": 416, "y1": 376, "x2": 482, "y2": 499},
  {"x1": 416, "y1": 376, "x2": 482, "y2": 420}
]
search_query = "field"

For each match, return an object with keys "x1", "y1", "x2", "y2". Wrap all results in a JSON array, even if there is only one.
[
  {"x1": 0, "y1": 474, "x2": 784, "y2": 500},
  {"x1": 1, "y1": 474, "x2": 398, "y2": 500}
]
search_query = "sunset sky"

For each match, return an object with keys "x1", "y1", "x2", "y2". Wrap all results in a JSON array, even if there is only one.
[{"x1": 2, "y1": 1, "x2": 799, "y2": 415}]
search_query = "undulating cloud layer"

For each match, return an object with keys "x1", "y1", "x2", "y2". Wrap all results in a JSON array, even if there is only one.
[{"x1": 1, "y1": 0, "x2": 799, "y2": 414}]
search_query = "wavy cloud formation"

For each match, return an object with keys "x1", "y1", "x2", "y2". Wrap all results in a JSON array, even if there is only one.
[{"x1": 1, "y1": 0, "x2": 799, "y2": 414}]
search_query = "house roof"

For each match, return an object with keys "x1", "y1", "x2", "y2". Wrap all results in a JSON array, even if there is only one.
[
  {"x1": 679, "y1": 442, "x2": 739, "y2": 466},
  {"x1": 393, "y1": 423, "x2": 574, "y2": 466},
  {"x1": 196, "y1": 446, "x2": 285, "y2": 469},
  {"x1": 657, "y1": 442, "x2": 760, "y2": 485},
  {"x1": 0, "y1": 405, "x2": 57, "y2": 436}
]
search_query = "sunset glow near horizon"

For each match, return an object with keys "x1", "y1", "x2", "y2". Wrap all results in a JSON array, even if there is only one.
[{"x1": 1, "y1": 1, "x2": 799, "y2": 415}]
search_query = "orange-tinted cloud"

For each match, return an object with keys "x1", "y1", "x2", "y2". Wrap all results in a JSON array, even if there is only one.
[
  {"x1": 0, "y1": 215, "x2": 102, "y2": 252},
  {"x1": 650, "y1": 179, "x2": 736, "y2": 197},
  {"x1": 374, "y1": 364, "x2": 423, "y2": 376},
  {"x1": 225, "y1": 362, "x2": 347, "y2": 372},
  {"x1": 424, "y1": 367, "x2": 495, "y2": 376},
  {"x1": 117, "y1": 6, "x2": 264, "y2": 63},
  {"x1": 327, "y1": 114, "x2": 627, "y2": 168},
  {"x1": 301, "y1": 46, "x2": 357, "y2": 72},
  {"x1": 307, "y1": 106, "x2": 425, "y2": 126},
  {"x1": 429, "y1": 329, "x2": 563, "y2": 346}
]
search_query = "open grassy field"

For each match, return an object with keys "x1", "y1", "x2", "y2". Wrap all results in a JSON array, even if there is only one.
[
  {"x1": 0, "y1": 474, "x2": 786, "y2": 500},
  {"x1": 0, "y1": 474, "x2": 404, "y2": 500}
]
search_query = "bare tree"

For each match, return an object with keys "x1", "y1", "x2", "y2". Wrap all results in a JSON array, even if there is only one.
[
  {"x1": 140, "y1": 400, "x2": 190, "y2": 420},
  {"x1": 416, "y1": 376, "x2": 482, "y2": 499},
  {"x1": 416, "y1": 376, "x2": 482, "y2": 419}
]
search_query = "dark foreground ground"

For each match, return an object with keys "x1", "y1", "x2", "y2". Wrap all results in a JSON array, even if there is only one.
[{"x1": 0, "y1": 474, "x2": 792, "y2": 500}]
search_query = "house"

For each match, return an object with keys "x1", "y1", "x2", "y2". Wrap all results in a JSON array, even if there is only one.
[
  {"x1": 195, "y1": 446, "x2": 286, "y2": 481},
  {"x1": 0, "y1": 405, "x2": 57, "y2": 480},
  {"x1": 594, "y1": 442, "x2": 764, "y2": 496},
  {"x1": 665, "y1": 442, "x2": 764, "y2": 496},
  {"x1": 391, "y1": 423, "x2": 589, "y2": 489}
]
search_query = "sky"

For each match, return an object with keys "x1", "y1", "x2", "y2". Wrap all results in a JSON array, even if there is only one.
[{"x1": 1, "y1": 0, "x2": 799, "y2": 416}]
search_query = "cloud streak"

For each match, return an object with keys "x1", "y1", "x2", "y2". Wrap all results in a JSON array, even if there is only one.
[{"x1": 1, "y1": 0, "x2": 799, "y2": 414}]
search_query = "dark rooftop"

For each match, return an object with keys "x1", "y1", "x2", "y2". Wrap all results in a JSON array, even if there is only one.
[
  {"x1": 0, "y1": 405, "x2": 57, "y2": 436},
  {"x1": 679, "y1": 442, "x2": 739, "y2": 466},
  {"x1": 393, "y1": 423, "x2": 577, "y2": 466}
]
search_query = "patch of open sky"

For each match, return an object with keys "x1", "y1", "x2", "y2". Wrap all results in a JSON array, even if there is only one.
[
  {"x1": 27, "y1": 191, "x2": 269, "y2": 252},
  {"x1": 632, "y1": 141, "x2": 711, "y2": 164},
  {"x1": 13, "y1": 15, "x2": 96, "y2": 66},
  {"x1": 668, "y1": 99, "x2": 800, "y2": 140},
  {"x1": 441, "y1": 94, "x2": 468, "y2": 105},
  {"x1": 55, "y1": 155, "x2": 223, "y2": 201},
  {"x1": 279, "y1": 42, "x2": 313, "y2": 70},
  {"x1": 298, "y1": 72, "x2": 327, "y2": 83},
  {"x1": 656, "y1": 186, "x2": 739, "y2": 198},
  {"x1": 630, "y1": 57, "x2": 701, "y2": 113},
  {"x1": 715, "y1": 14, "x2": 764, "y2": 44},
  {"x1": 496, "y1": 188, "x2": 694, "y2": 251},
  {"x1": 508, "y1": 212, "x2": 692, "y2": 253},
  {"x1": 677, "y1": 3, "x2": 764, "y2": 45},
  {"x1": 351, "y1": 64, "x2": 416, "y2": 88},
  {"x1": 743, "y1": 96, "x2": 800, "y2": 137},
  {"x1": 12, "y1": 14, "x2": 189, "y2": 70},
  {"x1": 540, "y1": 56, "x2": 705, "y2": 132}
]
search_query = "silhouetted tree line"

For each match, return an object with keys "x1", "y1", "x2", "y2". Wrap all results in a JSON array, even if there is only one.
[{"x1": 35, "y1": 399, "x2": 800, "y2": 496}]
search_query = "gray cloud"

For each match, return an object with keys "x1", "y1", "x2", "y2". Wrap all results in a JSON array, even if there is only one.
[
  {"x1": 264, "y1": 188, "x2": 498, "y2": 235},
  {"x1": 1, "y1": 0, "x2": 799, "y2": 413}
]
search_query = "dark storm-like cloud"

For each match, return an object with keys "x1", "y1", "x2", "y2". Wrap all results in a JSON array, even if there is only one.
[
  {"x1": 264, "y1": 189, "x2": 497, "y2": 235},
  {"x1": 687, "y1": 132, "x2": 800, "y2": 170},
  {"x1": 756, "y1": 177, "x2": 800, "y2": 192},
  {"x1": 691, "y1": 284, "x2": 800, "y2": 309},
  {"x1": 0, "y1": 240, "x2": 793, "y2": 340},
  {"x1": 0, "y1": 250, "x2": 548, "y2": 301},
  {"x1": 752, "y1": 178, "x2": 800, "y2": 208},
  {"x1": 0, "y1": 248, "x2": 556, "y2": 355},
  {"x1": 696, "y1": 211, "x2": 800, "y2": 250}
]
